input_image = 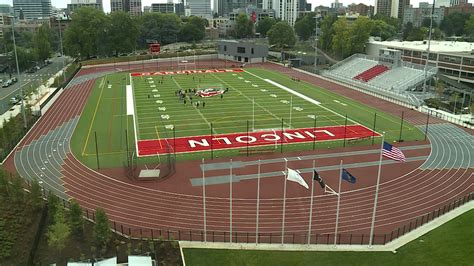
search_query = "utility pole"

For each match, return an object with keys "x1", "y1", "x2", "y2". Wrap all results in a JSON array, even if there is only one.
[
  {"x1": 422, "y1": 0, "x2": 436, "y2": 92},
  {"x1": 313, "y1": 14, "x2": 321, "y2": 74},
  {"x1": 58, "y1": 17, "x2": 65, "y2": 81},
  {"x1": 10, "y1": 16, "x2": 28, "y2": 129}
]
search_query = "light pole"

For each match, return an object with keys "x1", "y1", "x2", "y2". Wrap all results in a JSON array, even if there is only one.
[
  {"x1": 422, "y1": 0, "x2": 436, "y2": 92},
  {"x1": 313, "y1": 14, "x2": 321, "y2": 74},
  {"x1": 58, "y1": 16, "x2": 65, "y2": 81},
  {"x1": 10, "y1": 16, "x2": 27, "y2": 129}
]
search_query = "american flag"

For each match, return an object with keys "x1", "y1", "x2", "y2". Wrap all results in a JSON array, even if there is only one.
[{"x1": 383, "y1": 141, "x2": 406, "y2": 162}]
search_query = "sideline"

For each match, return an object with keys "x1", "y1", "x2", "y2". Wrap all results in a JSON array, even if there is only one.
[{"x1": 179, "y1": 200, "x2": 473, "y2": 252}]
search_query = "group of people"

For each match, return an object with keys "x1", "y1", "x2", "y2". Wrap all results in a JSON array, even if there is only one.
[
  {"x1": 176, "y1": 88, "x2": 206, "y2": 108},
  {"x1": 291, "y1": 77, "x2": 301, "y2": 82}
]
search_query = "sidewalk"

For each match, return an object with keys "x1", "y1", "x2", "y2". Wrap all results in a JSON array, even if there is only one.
[{"x1": 0, "y1": 69, "x2": 65, "y2": 128}]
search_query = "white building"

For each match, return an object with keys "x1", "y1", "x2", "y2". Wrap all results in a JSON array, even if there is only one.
[
  {"x1": 270, "y1": 0, "x2": 298, "y2": 26},
  {"x1": 186, "y1": 0, "x2": 211, "y2": 18}
]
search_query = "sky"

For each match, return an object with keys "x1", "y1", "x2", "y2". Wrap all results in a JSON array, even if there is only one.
[{"x1": 3, "y1": 0, "x2": 474, "y2": 13}]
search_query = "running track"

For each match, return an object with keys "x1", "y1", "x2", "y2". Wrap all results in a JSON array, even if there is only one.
[{"x1": 4, "y1": 58, "x2": 473, "y2": 245}]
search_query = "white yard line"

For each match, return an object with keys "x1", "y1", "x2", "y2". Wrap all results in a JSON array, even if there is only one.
[
  {"x1": 244, "y1": 70, "x2": 362, "y2": 125},
  {"x1": 171, "y1": 77, "x2": 217, "y2": 135},
  {"x1": 129, "y1": 73, "x2": 140, "y2": 156},
  {"x1": 211, "y1": 73, "x2": 291, "y2": 128}
]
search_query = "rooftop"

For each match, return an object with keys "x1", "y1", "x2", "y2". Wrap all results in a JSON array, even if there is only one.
[{"x1": 369, "y1": 40, "x2": 474, "y2": 54}]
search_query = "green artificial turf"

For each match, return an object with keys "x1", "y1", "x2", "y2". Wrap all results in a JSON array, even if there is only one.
[
  {"x1": 182, "y1": 210, "x2": 474, "y2": 266},
  {"x1": 70, "y1": 67, "x2": 425, "y2": 168}
]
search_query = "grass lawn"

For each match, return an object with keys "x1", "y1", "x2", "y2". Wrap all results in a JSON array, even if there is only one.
[
  {"x1": 70, "y1": 67, "x2": 425, "y2": 169},
  {"x1": 183, "y1": 210, "x2": 474, "y2": 266}
]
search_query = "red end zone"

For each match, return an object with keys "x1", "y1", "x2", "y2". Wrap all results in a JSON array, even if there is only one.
[
  {"x1": 137, "y1": 125, "x2": 380, "y2": 156},
  {"x1": 131, "y1": 68, "x2": 244, "y2": 77}
]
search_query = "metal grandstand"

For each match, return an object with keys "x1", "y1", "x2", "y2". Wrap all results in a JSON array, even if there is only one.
[{"x1": 323, "y1": 51, "x2": 437, "y2": 107}]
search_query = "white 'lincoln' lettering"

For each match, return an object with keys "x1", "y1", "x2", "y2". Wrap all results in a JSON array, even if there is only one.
[
  {"x1": 283, "y1": 131, "x2": 306, "y2": 140},
  {"x1": 188, "y1": 139, "x2": 209, "y2": 148},
  {"x1": 236, "y1": 136, "x2": 257, "y2": 143},
  {"x1": 213, "y1": 137, "x2": 232, "y2": 145},
  {"x1": 261, "y1": 134, "x2": 280, "y2": 141}
]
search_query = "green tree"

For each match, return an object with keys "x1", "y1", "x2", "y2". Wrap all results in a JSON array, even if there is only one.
[
  {"x1": 138, "y1": 13, "x2": 182, "y2": 46},
  {"x1": 294, "y1": 12, "x2": 316, "y2": 41},
  {"x1": 267, "y1": 22, "x2": 296, "y2": 48},
  {"x1": 179, "y1": 23, "x2": 205, "y2": 42},
  {"x1": 232, "y1": 13, "x2": 253, "y2": 38},
  {"x1": 63, "y1": 7, "x2": 109, "y2": 58},
  {"x1": 47, "y1": 207, "x2": 70, "y2": 252},
  {"x1": 10, "y1": 175, "x2": 24, "y2": 204},
  {"x1": 93, "y1": 208, "x2": 111, "y2": 249},
  {"x1": 371, "y1": 20, "x2": 396, "y2": 41},
  {"x1": 372, "y1": 14, "x2": 400, "y2": 31},
  {"x1": 331, "y1": 18, "x2": 351, "y2": 58},
  {"x1": 0, "y1": 170, "x2": 9, "y2": 196},
  {"x1": 69, "y1": 199, "x2": 84, "y2": 237},
  {"x1": 464, "y1": 15, "x2": 474, "y2": 37},
  {"x1": 108, "y1": 12, "x2": 139, "y2": 56},
  {"x1": 440, "y1": 12, "x2": 470, "y2": 36},
  {"x1": 319, "y1": 14, "x2": 338, "y2": 51},
  {"x1": 348, "y1": 17, "x2": 373, "y2": 55},
  {"x1": 406, "y1": 27, "x2": 427, "y2": 41},
  {"x1": 34, "y1": 24, "x2": 52, "y2": 61},
  {"x1": 421, "y1": 17, "x2": 438, "y2": 28},
  {"x1": 403, "y1": 22, "x2": 414, "y2": 40},
  {"x1": 256, "y1": 17, "x2": 276, "y2": 37},
  {"x1": 29, "y1": 178, "x2": 43, "y2": 212},
  {"x1": 48, "y1": 192, "x2": 61, "y2": 220}
]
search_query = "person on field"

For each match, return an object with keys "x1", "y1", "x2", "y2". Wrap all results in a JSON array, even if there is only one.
[{"x1": 203, "y1": 102, "x2": 206, "y2": 108}]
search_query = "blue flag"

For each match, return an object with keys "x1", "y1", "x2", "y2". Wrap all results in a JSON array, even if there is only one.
[{"x1": 341, "y1": 169, "x2": 356, "y2": 184}]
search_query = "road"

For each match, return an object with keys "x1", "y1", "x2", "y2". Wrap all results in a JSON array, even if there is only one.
[{"x1": 0, "y1": 56, "x2": 68, "y2": 114}]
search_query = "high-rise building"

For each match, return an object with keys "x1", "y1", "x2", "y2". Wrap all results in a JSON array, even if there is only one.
[
  {"x1": 67, "y1": 0, "x2": 103, "y2": 13},
  {"x1": 151, "y1": 3, "x2": 175, "y2": 13},
  {"x1": 403, "y1": 4, "x2": 444, "y2": 27},
  {"x1": 0, "y1": 4, "x2": 13, "y2": 15},
  {"x1": 374, "y1": 0, "x2": 409, "y2": 18},
  {"x1": 435, "y1": 0, "x2": 450, "y2": 7},
  {"x1": 449, "y1": 0, "x2": 467, "y2": 7},
  {"x1": 111, "y1": 0, "x2": 141, "y2": 16},
  {"x1": 349, "y1": 3, "x2": 374, "y2": 16},
  {"x1": 331, "y1": 0, "x2": 343, "y2": 9},
  {"x1": 186, "y1": 0, "x2": 211, "y2": 18},
  {"x1": 13, "y1": 0, "x2": 52, "y2": 19},
  {"x1": 273, "y1": 0, "x2": 299, "y2": 26},
  {"x1": 215, "y1": 0, "x2": 256, "y2": 17}
]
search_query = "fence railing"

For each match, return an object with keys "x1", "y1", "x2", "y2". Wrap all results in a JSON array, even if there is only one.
[{"x1": 64, "y1": 192, "x2": 473, "y2": 246}]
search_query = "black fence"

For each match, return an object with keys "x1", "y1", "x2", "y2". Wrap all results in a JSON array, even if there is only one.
[{"x1": 68, "y1": 192, "x2": 473, "y2": 246}]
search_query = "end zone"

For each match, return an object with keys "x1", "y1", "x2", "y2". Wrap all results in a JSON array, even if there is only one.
[{"x1": 130, "y1": 68, "x2": 244, "y2": 77}]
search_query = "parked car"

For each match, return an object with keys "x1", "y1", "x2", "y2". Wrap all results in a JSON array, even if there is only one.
[
  {"x1": 45, "y1": 59, "x2": 52, "y2": 64},
  {"x1": 2, "y1": 79, "x2": 12, "y2": 87},
  {"x1": 9, "y1": 97, "x2": 18, "y2": 105},
  {"x1": 11, "y1": 77, "x2": 17, "y2": 83}
]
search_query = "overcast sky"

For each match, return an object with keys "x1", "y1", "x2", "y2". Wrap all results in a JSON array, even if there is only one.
[{"x1": 4, "y1": 0, "x2": 474, "y2": 13}]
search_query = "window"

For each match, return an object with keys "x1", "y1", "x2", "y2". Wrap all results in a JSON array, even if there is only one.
[
  {"x1": 237, "y1": 47, "x2": 246, "y2": 53},
  {"x1": 251, "y1": 48, "x2": 254, "y2": 54},
  {"x1": 224, "y1": 45, "x2": 227, "y2": 52}
]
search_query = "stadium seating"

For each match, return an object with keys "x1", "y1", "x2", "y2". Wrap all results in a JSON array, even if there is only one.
[
  {"x1": 330, "y1": 58, "x2": 379, "y2": 79},
  {"x1": 370, "y1": 66, "x2": 426, "y2": 91},
  {"x1": 353, "y1": 65, "x2": 390, "y2": 82}
]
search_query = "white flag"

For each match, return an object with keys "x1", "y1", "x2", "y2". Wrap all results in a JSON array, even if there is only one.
[{"x1": 286, "y1": 168, "x2": 309, "y2": 189}]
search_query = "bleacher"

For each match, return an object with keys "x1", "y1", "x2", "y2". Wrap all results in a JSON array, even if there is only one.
[
  {"x1": 353, "y1": 64, "x2": 390, "y2": 82},
  {"x1": 330, "y1": 58, "x2": 378, "y2": 78},
  {"x1": 370, "y1": 66, "x2": 426, "y2": 91}
]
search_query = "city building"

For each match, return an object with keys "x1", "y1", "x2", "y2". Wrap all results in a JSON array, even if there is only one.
[
  {"x1": 272, "y1": 0, "x2": 299, "y2": 26},
  {"x1": 403, "y1": 4, "x2": 444, "y2": 27},
  {"x1": 143, "y1": 5, "x2": 151, "y2": 12},
  {"x1": 218, "y1": 40, "x2": 268, "y2": 63},
  {"x1": 366, "y1": 40, "x2": 474, "y2": 85},
  {"x1": 67, "y1": 0, "x2": 103, "y2": 13},
  {"x1": 186, "y1": 0, "x2": 212, "y2": 18},
  {"x1": 444, "y1": 2, "x2": 474, "y2": 15},
  {"x1": 215, "y1": 0, "x2": 257, "y2": 17},
  {"x1": 13, "y1": 0, "x2": 52, "y2": 20},
  {"x1": 0, "y1": 4, "x2": 13, "y2": 15},
  {"x1": 435, "y1": 0, "x2": 450, "y2": 7},
  {"x1": 151, "y1": 3, "x2": 175, "y2": 13},
  {"x1": 0, "y1": 14, "x2": 12, "y2": 39},
  {"x1": 374, "y1": 0, "x2": 410, "y2": 19},
  {"x1": 331, "y1": 0, "x2": 343, "y2": 9},
  {"x1": 449, "y1": 0, "x2": 467, "y2": 6},
  {"x1": 209, "y1": 17, "x2": 233, "y2": 37},
  {"x1": 348, "y1": 3, "x2": 374, "y2": 16},
  {"x1": 175, "y1": 2, "x2": 185, "y2": 16},
  {"x1": 111, "y1": 0, "x2": 141, "y2": 16}
]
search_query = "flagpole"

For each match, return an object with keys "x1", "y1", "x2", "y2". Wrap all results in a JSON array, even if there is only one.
[
  {"x1": 334, "y1": 160, "x2": 343, "y2": 247},
  {"x1": 202, "y1": 158, "x2": 207, "y2": 243},
  {"x1": 307, "y1": 160, "x2": 316, "y2": 245},
  {"x1": 281, "y1": 158, "x2": 288, "y2": 245},
  {"x1": 253, "y1": 97, "x2": 255, "y2": 131},
  {"x1": 255, "y1": 159, "x2": 261, "y2": 244},
  {"x1": 369, "y1": 133, "x2": 385, "y2": 247},
  {"x1": 289, "y1": 96, "x2": 293, "y2": 129},
  {"x1": 230, "y1": 158, "x2": 233, "y2": 244}
]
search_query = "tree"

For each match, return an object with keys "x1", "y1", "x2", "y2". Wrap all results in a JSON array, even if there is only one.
[
  {"x1": 34, "y1": 24, "x2": 52, "y2": 61},
  {"x1": 48, "y1": 192, "x2": 60, "y2": 220},
  {"x1": 440, "y1": 12, "x2": 470, "y2": 36},
  {"x1": 178, "y1": 23, "x2": 204, "y2": 42},
  {"x1": 256, "y1": 17, "x2": 276, "y2": 37},
  {"x1": 421, "y1": 17, "x2": 438, "y2": 28},
  {"x1": 294, "y1": 12, "x2": 316, "y2": 41},
  {"x1": 267, "y1": 22, "x2": 296, "y2": 48},
  {"x1": 64, "y1": 7, "x2": 109, "y2": 58},
  {"x1": 403, "y1": 22, "x2": 414, "y2": 40},
  {"x1": 232, "y1": 13, "x2": 253, "y2": 38},
  {"x1": 465, "y1": 15, "x2": 474, "y2": 37},
  {"x1": 47, "y1": 207, "x2": 70, "y2": 253},
  {"x1": 348, "y1": 17, "x2": 373, "y2": 55},
  {"x1": 29, "y1": 178, "x2": 43, "y2": 212},
  {"x1": 108, "y1": 12, "x2": 139, "y2": 56},
  {"x1": 406, "y1": 27, "x2": 427, "y2": 41},
  {"x1": 10, "y1": 175, "x2": 24, "y2": 204},
  {"x1": 319, "y1": 14, "x2": 338, "y2": 51},
  {"x1": 69, "y1": 199, "x2": 84, "y2": 237},
  {"x1": 331, "y1": 18, "x2": 351, "y2": 58},
  {"x1": 371, "y1": 20, "x2": 396, "y2": 41},
  {"x1": 93, "y1": 208, "x2": 111, "y2": 249},
  {"x1": 372, "y1": 14, "x2": 400, "y2": 31}
]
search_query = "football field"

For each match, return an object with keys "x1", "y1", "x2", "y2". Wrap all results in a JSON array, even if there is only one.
[{"x1": 71, "y1": 67, "x2": 425, "y2": 168}]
